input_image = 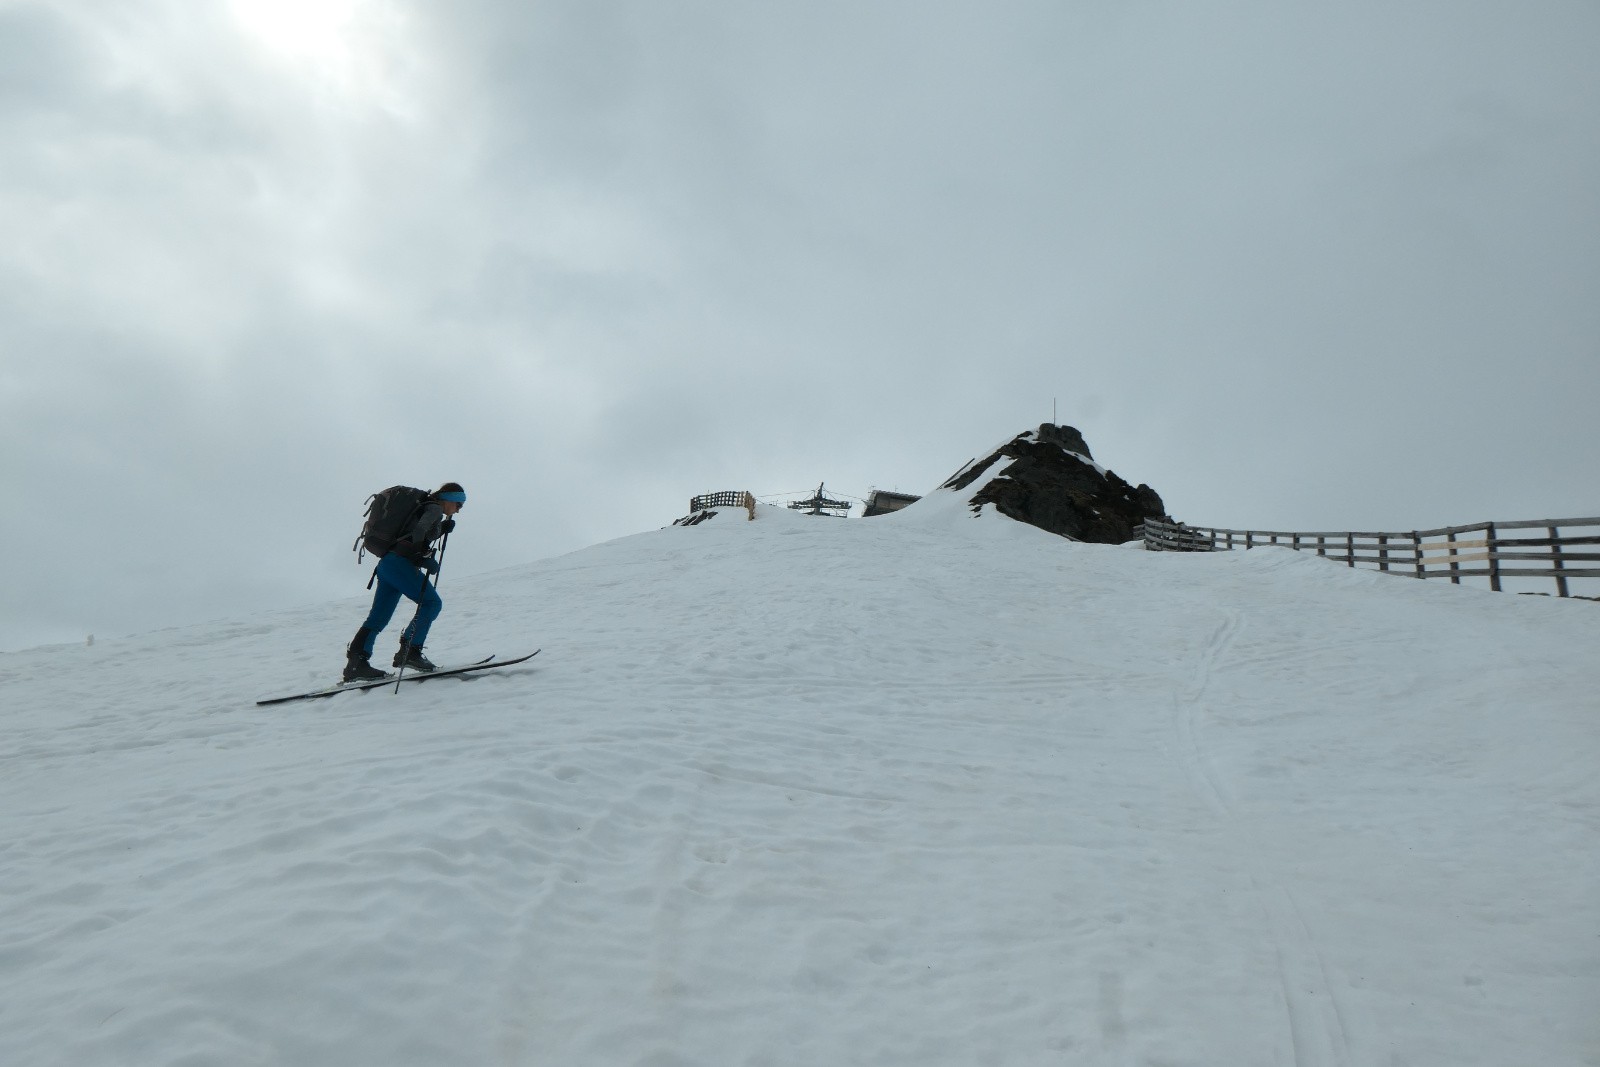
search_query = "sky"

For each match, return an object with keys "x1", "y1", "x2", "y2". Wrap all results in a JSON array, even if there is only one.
[{"x1": 2, "y1": 0, "x2": 1597, "y2": 653}]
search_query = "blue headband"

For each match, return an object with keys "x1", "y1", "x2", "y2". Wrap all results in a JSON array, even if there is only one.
[{"x1": 437, "y1": 491, "x2": 467, "y2": 504}]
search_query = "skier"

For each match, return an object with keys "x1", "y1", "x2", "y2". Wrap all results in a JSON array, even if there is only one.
[{"x1": 343, "y1": 482, "x2": 466, "y2": 682}]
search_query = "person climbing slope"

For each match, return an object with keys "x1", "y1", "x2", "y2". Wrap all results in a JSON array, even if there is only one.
[{"x1": 343, "y1": 482, "x2": 466, "y2": 682}]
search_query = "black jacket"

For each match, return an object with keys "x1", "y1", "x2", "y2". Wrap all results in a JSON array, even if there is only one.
[{"x1": 392, "y1": 502, "x2": 446, "y2": 562}]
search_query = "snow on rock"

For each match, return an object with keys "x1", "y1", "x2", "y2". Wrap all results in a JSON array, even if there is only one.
[
  {"x1": 911, "y1": 423, "x2": 1172, "y2": 544},
  {"x1": 1, "y1": 511, "x2": 1597, "y2": 1066}
]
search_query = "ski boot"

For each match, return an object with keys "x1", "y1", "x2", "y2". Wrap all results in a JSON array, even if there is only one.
[
  {"x1": 343, "y1": 653, "x2": 388, "y2": 683},
  {"x1": 394, "y1": 644, "x2": 438, "y2": 672},
  {"x1": 343, "y1": 627, "x2": 389, "y2": 683}
]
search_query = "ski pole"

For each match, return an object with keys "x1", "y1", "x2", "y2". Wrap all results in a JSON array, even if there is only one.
[{"x1": 394, "y1": 528, "x2": 450, "y2": 694}]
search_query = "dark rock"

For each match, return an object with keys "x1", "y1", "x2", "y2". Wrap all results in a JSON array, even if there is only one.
[{"x1": 939, "y1": 424, "x2": 1171, "y2": 543}]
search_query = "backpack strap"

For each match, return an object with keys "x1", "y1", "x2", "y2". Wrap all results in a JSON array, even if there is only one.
[
  {"x1": 390, "y1": 496, "x2": 432, "y2": 559},
  {"x1": 353, "y1": 493, "x2": 378, "y2": 564}
]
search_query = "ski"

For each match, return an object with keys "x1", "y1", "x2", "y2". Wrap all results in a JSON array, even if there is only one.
[{"x1": 256, "y1": 650, "x2": 540, "y2": 706}]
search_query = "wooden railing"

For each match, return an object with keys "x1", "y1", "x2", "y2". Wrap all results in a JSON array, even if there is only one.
[
  {"x1": 677, "y1": 491, "x2": 757, "y2": 524},
  {"x1": 1141, "y1": 516, "x2": 1600, "y2": 598}
]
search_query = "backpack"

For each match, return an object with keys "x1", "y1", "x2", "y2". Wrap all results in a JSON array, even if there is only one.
[{"x1": 353, "y1": 485, "x2": 429, "y2": 563}]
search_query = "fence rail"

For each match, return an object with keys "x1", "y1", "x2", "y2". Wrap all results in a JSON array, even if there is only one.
[
  {"x1": 1141, "y1": 516, "x2": 1600, "y2": 598},
  {"x1": 678, "y1": 491, "x2": 757, "y2": 524}
]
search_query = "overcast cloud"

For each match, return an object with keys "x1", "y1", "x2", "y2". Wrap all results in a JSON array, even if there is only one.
[{"x1": 2, "y1": 0, "x2": 1597, "y2": 652}]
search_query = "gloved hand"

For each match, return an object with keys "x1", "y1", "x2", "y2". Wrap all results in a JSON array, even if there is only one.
[
  {"x1": 440, "y1": 518, "x2": 457, "y2": 534},
  {"x1": 419, "y1": 557, "x2": 440, "y2": 575}
]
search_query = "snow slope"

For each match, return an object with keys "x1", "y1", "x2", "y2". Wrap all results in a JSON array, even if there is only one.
[{"x1": 3, "y1": 499, "x2": 1597, "y2": 1066}]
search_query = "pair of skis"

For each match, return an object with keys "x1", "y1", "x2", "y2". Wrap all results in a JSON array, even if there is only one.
[{"x1": 256, "y1": 650, "x2": 540, "y2": 706}]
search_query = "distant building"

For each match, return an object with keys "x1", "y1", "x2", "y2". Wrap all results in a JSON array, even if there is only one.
[{"x1": 863, "y1": 489, "x2": 921, "y2": 517}]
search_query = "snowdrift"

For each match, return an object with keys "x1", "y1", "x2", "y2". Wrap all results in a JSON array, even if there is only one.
[{"x1": 2, "y1": 507, "x2": 1597, "y2": 1066}]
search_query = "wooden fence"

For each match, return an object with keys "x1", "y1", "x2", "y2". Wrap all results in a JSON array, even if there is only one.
[
  {"x1": 681, "y1": 491, "x2": 756, "y2": 522},
  {"x1": 1141, "y1": 516, "x2": 1600, "y2": 599}
]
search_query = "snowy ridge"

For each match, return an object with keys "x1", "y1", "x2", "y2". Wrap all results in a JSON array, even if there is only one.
[{"x1": 2, "y1": 513, "x2": 1597, "y2": 1066}]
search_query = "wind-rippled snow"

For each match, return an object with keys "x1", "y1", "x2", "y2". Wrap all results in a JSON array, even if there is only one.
[{"x1": 2, "y1": 499, "x2": 1597, "y2": 1066}]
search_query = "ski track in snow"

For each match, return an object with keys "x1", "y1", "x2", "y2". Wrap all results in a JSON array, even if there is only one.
[
  {"x1": 1172, "y1": 607, "x2": 1355, "y2": 1067},
  {"x1": 2, "y1": 502, "x2": 1598, "y2": 1066}
]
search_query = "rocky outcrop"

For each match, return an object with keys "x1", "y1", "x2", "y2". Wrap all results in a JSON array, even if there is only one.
[{"x1": 940, "y1": 424, "x2": 1171, "y2": 543}]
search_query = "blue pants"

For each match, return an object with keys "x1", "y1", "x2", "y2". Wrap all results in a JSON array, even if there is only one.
[{"x1": 359, "y1": 554, "x2": 442, "y2": 655}]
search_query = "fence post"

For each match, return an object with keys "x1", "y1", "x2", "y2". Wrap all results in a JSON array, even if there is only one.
[
  {"x1": 1549, "y1": 524, "x2": 1569, "y2": 598},
  {"x1": 1246, "y1": 530, "x2": 1254, "y2": 550},
  {"x1": 1447, "y1": 530, "x2": 1461, "y2": 584},
  {"x1": 1317, "y1": 535, "x2": 1326, "y2": 558},
  {"x1": 1345, "y1": 532, "x2": 1355, "y2": 567},
  {"x1": 1378, "y1": 534, "x2": 1390, "y2": 572},
  {"x1": 1412, "y1": 531, "x2": 1424, "y2": 579},
  {"x1": 1486, "y1": 522, "x2": 1501, "y2": 592}
]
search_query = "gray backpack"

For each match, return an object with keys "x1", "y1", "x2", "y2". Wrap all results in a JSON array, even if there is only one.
[{"x1": 353, "y1": 486, "x2": 428, "y2": 562}]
